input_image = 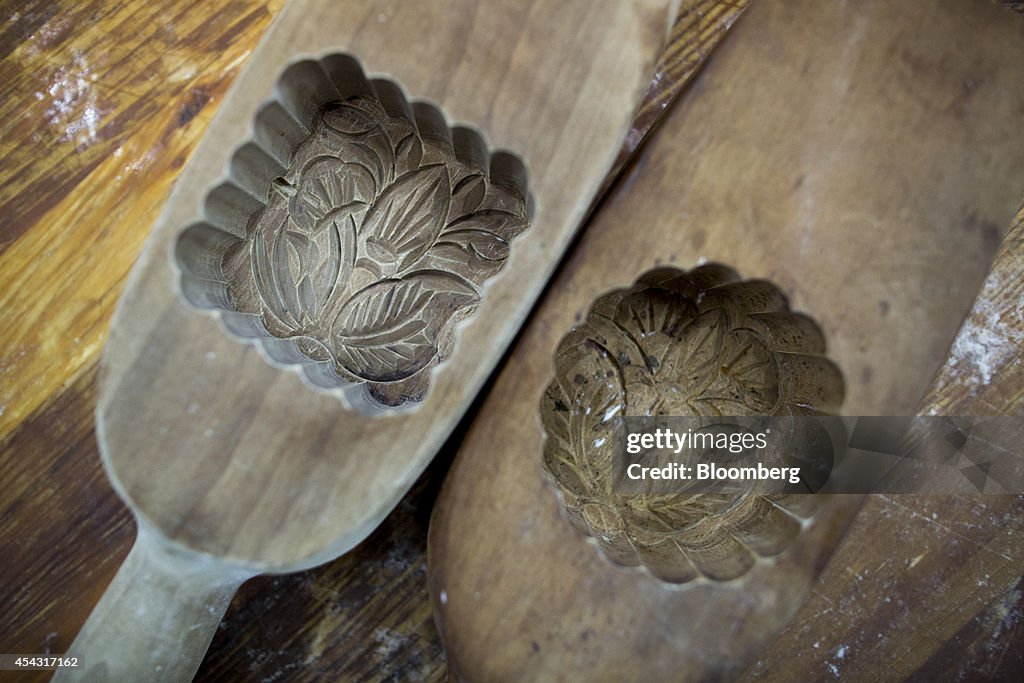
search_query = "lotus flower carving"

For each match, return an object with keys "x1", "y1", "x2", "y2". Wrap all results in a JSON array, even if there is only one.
[{"x1": 217, "y1": 95, "x2": 530, "y2": 407}]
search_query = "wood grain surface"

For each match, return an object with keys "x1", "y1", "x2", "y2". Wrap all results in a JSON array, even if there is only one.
[
  {"x1": 923, "y1": 203, "x2": 1024, "y2": 417},
  {"x1": 738, "y1": 204, "x2": 1024, "y2": 681},
  {"x1": 428, "y1": 0, "x2": 1024, "y2": 680},
  {"x1": 95, "y1": 0, "x2": 671, "y2": 574},
  {"x1": 0, "y1": 1, "x2": 748, "y2": 679}
]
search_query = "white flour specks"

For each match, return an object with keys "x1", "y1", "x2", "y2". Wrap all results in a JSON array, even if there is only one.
[
  {"x1": 372, "y1": 626, "x2": 409, "y2": 658},
  {"x1": 41, "y1": 50, "x2": 104, "y2": 149},
  {"x1": 944, "y1": 267, "x2": 1018, "y2": 390},
  {"x1": 827, "y1": 644, "x2": 849, "y2": 678}
]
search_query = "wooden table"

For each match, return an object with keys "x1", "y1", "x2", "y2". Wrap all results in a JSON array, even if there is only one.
[
  {"x1": 0, "y1": 1, "x2": 748, "y2": 679},
  {"x1": 3, "y1": 2, "x2": 1022, "y2": 681}
]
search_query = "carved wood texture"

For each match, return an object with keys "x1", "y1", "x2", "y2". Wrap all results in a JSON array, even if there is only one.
[
  {"x1": 179, "y1": 67, "x2": 531, "y2": 409},
  {"x1": 0, "y1": 1, "x2": 747, "y2": 680},
  {"x1": 540, "y1": 265, "x2": 844, "y2": 583}
]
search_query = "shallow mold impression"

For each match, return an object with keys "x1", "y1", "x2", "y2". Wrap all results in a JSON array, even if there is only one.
[
  {"x1": 539, "y1": 264, "x2": 845, "y2": 585},
  {"x1": 175, "y1": 55, "x2": 532, "y2": 410}
]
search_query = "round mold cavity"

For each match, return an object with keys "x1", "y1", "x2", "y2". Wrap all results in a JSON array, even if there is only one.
[{"x1": 539, "y1": 264, "x2": 846, "y2": 585}]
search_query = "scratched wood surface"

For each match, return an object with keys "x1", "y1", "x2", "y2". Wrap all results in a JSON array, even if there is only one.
[
  {"x1": 0, "y1": 1, "x2": 750, "y2": 680},
  {"x1": 737, "y1": 205, "x2": 1024, "y2": 682},
  {"x1": 427, "y1": 0, "x2": 1024, "y2": 680}
]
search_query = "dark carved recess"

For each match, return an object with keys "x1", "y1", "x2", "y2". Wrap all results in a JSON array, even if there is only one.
[
  {"x1": 540, "y1": 265, "x2": 844, "y2": 584},
  {"x1": 176, "y1": 56, "x2": 532, "y2": 410}
]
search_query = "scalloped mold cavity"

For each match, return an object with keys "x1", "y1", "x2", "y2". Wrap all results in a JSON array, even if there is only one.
[
  {"x1": 175, "y1": 54, "x2": 533, "y2": 411},
  {"x1": 539, "y1": 264, "x2": 845, "y2": 585}
]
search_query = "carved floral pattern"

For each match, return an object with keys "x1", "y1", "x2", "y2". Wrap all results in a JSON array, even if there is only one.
[
  {"x1": 223, "y1": 97, "x2": 530, "y2": 407},
  {"x1": 540, "y1": 266, "x2": 844, "y2": 584}
]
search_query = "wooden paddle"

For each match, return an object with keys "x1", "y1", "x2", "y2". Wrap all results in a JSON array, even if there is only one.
[
  {"x1": 738, "y1": 218, "x2": 1024, "y2": 682},
  {"x1": 428, "y1": 0, "x2": 1024, "y2": 680},
  {"x1": 54, "y1": 1, "x2": 676, "y2": 680}
]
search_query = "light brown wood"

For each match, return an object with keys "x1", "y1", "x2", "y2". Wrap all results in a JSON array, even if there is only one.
[
  {"x1": 0, "y1": 3, "x2": 749, "y2": 679},
  {"x1": 923, "y1": 203, "x2": 1024, "y2": 417},
  {"x1": 0, "y1": 0, "x2": 286, "y2": 444},
  {"x1": 737, "y1": 215, "x2": 1024, "y2": 683},
  {"x1": 734, "y1": 16, "x2": 1024, "y2": 681},
  {"x1": 100, "y1": 0, "x2": 672, "y2": 567},
  {"x1": 0, "y1": 5, "x2": 285, "y2": 680},
  {"x1": 56, "y1": 1, "x2": 675, "y2": 680},
  {"x1": 427, "y1": 0, "x2": 1024, "y2": 680}
]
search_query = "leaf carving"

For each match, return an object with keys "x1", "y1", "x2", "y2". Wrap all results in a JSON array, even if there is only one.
[
  {"x1": 250, "y1": 213, "x2": 355, "y2": 329},
  {"x1": 438, "y1": 229, "x2": 510, "y2": 261},
  {"x1": 289, "y1": 157, "x2": 374, "y2": 231},
  {"x1": 308, "y1": 214, "x2": 355, "y2": 317},
  {"x1": 448, "y1": 173, "x2": 486, "y2": 221},
  {"x1": 332, "y1": 271, "x2": 478, "y2": 382},
  {"x1": 612, "y1": 288, "x2": 699, "y2": 339},
  {"x1": 322, "y1": 103, "x2": 379, "y2": 136},
  {"x1": 220, "y1": 88, "x2": 532, "y2": 409},
  {"x1": 442, "y1": 209, "x2": 527, "y2": 242},
  {"x1": 348, "y1": 141, "x2": 392, "y2": 192},
  {"x1": 417, "y1": 229, "x2": 511, "y2": 282},
  {"x1": 319, "y1": 103, "x2": 395, "y2": 190},
  {"x1": 542, "y1": 338, "x2": 625, "y2": 502},
  {"x1": 394, "y1": 133, "x2": 423, "y2": 177},
  {"x1": 360, "y1": 165, "x2": 451, "y2": 271},
  {"x1": 252, "y1": 215, "x2": 297, "y2": 330}
]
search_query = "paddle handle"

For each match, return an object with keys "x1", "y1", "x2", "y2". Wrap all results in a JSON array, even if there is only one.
[{"x1": 53, "y1": 525, "x2": 252, "y2": 682}]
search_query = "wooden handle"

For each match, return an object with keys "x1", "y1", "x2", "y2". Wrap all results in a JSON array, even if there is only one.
[{"x1": 54, "y1": 525, "x2": 252, "y2": 682}]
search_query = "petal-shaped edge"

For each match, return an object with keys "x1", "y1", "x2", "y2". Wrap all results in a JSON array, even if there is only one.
[
  {"x1": 172, "y1": 52, "x2": 533, "y2": 414},
  {"x1": 538, "y1": 265, "x2": 845, "y2": 587}
]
